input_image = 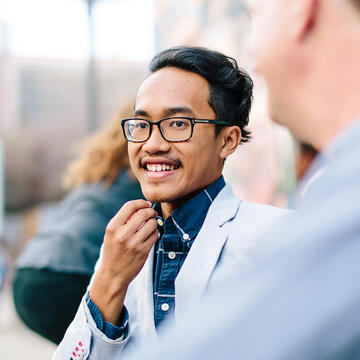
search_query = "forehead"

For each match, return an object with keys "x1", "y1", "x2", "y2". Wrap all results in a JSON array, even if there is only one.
[{"x1": 135, "y1": 67, "x2": 211, "y2": 112}]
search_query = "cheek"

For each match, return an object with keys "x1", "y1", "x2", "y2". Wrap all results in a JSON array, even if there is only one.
[
  {"x1": 127, "y1": 145, "x2": 140, "y2": 171},
  {"x1": 188, "y1": 143, "x2": 220, "y2": 175}
]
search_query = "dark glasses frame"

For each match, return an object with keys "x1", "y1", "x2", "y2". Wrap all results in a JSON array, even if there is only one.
[{"x1": 121, "y1": 116, "x2": 229, "y2": 143}]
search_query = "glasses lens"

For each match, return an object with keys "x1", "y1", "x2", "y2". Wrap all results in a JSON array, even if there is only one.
[
  {"x1": 125, "y1": 119, "x2": 149, "y2": 141},
  {"x1": 161, "y1": 118, "x2": 192, "y2": 141}
]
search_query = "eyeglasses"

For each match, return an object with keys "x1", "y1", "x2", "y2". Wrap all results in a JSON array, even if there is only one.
[{"x1": 121, "y1": 116, "x2": 229, "y2": 143}]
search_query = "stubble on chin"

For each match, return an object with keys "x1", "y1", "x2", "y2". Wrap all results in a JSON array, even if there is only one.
[{"x1": 142, "y1": 192, "x2": 176, "y2": 204}]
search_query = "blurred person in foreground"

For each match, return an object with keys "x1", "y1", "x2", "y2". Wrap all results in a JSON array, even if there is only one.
[
  {"x1": 53, "y1": 46, "x2": 290, "y2": 359},
  {"x1": 13, "y1": 107, "x2": 142, "y2": 344},
  {"x1": 119, "y1": 0, "x2": 360, "y2": 359}
]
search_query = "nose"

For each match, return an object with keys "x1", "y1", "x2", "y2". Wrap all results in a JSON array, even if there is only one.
[{"x1": 142, "y1": 124, "x2": 171, "y2": 154}]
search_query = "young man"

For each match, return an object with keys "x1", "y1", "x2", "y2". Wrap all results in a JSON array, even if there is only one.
[
  {"x1": 123, "y1": 1, "x2": 360, "y2": 359},
  {"x1": 53, "y1": 46, "x2": 289, "y2": 359}
]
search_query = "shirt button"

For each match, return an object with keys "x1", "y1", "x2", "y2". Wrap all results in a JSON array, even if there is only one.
[
  {"x1": 161, "y1": 303, "x2": 170, "y2": 312},
  {"x1": 168, "y1": 251, "x2": 176, "y2": 260},
  {"x1": 157, "y1": 218, "x2": 164, "y2": 226},
  {"x1": 183, "y1": 233, "x2": 190, "y2": 240}
]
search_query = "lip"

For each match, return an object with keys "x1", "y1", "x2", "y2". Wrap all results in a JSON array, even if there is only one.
[
  {"x1": 144, "y1": 168, "x2": 178, "y2": 179},
  {"x1": 139, "y1": 157, "x2": 180, "y2": 180},
  {"x1": 140, "y1": 157, "x2": 179, "y2": 167}
]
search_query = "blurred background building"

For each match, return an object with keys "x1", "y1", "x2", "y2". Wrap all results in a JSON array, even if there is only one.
[{"x1": 0, "y1": 1, "x2": 296, "y2": 358}]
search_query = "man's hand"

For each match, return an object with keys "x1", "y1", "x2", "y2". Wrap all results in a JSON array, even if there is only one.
[{"x1": 89, "y1": 199, "x2": 158, "y2": 325}]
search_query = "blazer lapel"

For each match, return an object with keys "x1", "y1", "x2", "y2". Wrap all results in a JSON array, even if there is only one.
[
  {"x1": 175, "y1": 185, "x2": 241, "y2": 317},
  {"x1": 135, "y1": 246, "x2": 157, "y2": 338}
]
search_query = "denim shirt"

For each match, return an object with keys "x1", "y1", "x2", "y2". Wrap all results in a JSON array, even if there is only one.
[{"x1": 87, "y1": 176, "x2": 225, "y2": 339}]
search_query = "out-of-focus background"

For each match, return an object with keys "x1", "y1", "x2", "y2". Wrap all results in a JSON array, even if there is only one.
[{"x1": 0, "y1": 0, "x2": 296, "y2": 358}]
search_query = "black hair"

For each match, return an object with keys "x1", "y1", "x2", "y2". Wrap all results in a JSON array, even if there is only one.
[{"x1": 149, "y1": 46, "x2": 253, "y2": 143}]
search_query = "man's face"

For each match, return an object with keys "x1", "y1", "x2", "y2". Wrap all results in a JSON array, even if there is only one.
[
  {"x1": 128, "y1": 67, "x2": 225, "y2": 206},
  {"x1": 246, "y1": 0, "x2": 299, "y2": 128}
]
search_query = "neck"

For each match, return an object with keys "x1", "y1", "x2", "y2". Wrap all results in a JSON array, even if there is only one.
[
  {"x1": 160, "y1": 188, "x2": 204, "y2": 218},
  {"x1": 159, "y1": 177, "x2": 221, "y2": 218},
  {"x1": 160, "y1": 203, "x2": 177, "y2": 219}
]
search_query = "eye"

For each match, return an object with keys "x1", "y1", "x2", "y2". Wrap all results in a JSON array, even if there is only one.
[
  {"x1": 134, "y1": 121, "x2": 149, "y2": 129},
  {"x1": 169, "y1": 119, "x2": 188, "y2": 129}
]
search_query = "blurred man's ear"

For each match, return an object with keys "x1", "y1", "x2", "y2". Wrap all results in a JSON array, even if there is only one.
[
  {"x1": 290, "y1": 0, "x2": 319, "y2": 40},
  {"x1": 219, "y1": 126, "x2": 242, "y2": 160}
]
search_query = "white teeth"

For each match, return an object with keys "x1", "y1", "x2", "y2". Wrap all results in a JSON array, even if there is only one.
[{"x1": 145, "y1": 163, "x2": 176, "y2": 172}]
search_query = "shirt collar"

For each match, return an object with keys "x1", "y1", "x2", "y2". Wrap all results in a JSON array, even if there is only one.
[{"x1": 154, "y1": 176, "x2": 225, "y2": 242}]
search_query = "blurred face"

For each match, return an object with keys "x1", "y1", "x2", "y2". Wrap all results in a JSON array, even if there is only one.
[
  {"x1": 128, "y1": 67, "x2": 226, "y2": 213},
  {"x1": 246, "y1": 0, "x2": 298, "y2": 127}
]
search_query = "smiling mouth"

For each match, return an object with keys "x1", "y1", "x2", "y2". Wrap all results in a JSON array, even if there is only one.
[
  {"x1": 140, "y1": 158, "x2": 182, "y2": 173},
  {"x1": 145, "y1": 164, "x2": 178, "y2": 172}
]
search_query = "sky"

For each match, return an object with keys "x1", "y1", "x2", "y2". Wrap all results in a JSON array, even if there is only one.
[{"x1": 0, "y1": 0, "x2": 156, "y2": 62}]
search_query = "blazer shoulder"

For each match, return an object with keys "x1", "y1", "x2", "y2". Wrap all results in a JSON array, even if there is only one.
[
  {"x1": 239, "y1": 201, "x2": 292, "y2": 217},
  {"x1": 227, "y1": 201, "x2": 293, "y2": 235},
  {"x1": 208, "y1": 184, "x2": 292, "y2": 227},
  {"x1": 220, "y1": 202, "x2": 293, "y2": 265}
]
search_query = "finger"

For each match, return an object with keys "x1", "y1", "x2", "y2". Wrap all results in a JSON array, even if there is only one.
[
  {"x1": 125, "y1": 208, "x2": 158, "y2": 234},
  {"x1": 140, "y1": 229, "x2": 159, "y2": 253},
  {"x1": 109, "y1": 199, "x2": 152, "y2": 228},
  {"x1": 132, "y1": 218, "x2": 158, "y2": 245}
]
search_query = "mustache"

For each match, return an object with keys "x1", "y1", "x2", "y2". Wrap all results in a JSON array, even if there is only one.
[{"x1": 138, "y1": 157, "x2": 182, "y2": 169}]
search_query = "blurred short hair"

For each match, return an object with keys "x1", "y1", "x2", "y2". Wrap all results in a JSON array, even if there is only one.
[{"x1": 149, "y1": 46, "x2": 253, "y2": 143}]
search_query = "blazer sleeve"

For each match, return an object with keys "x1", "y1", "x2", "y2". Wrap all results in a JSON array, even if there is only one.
[{"x1": 52, "y1": 295, "x2": 129, "y2": 360}]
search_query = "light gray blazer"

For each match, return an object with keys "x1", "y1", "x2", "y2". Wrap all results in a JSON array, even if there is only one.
[
  {"x1": 52, "y1": 184, "x2": 290, "y2": 360},
  {"x1": 121, "y1": 119, "x2": 360, "y2": 360}
]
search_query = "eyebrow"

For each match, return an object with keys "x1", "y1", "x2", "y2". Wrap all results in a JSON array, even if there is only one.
[
  {"x1": 162, "y1": 106, "x2": 196, "y2": 118},
  {"x1": 133, "y1": 106, "x2": 197, "y2": 119},
  {"x1": 133, "y1": 109, "x2": 149, "y2": 117}
]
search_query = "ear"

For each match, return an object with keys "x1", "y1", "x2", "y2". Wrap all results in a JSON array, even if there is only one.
[
  {"x1": 290, "y1": 0, "x2": 319, "y2": 40},
  {"x1": 219, "y1": 126, "x2": 242, "y2": 160}
]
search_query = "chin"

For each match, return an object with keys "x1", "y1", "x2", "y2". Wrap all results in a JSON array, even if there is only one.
[{"x1": 141, "y1": 187, "x2": 177, "y2": 204}]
